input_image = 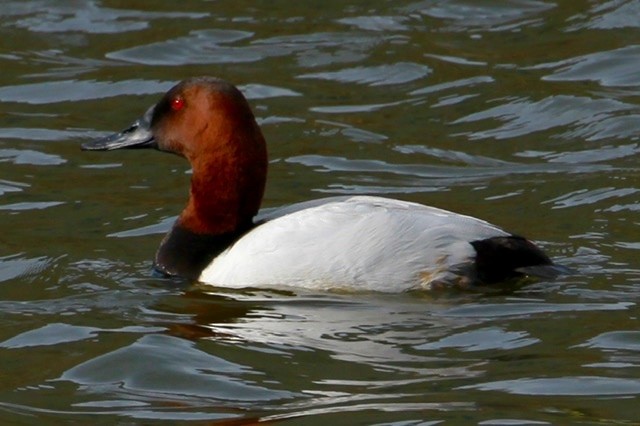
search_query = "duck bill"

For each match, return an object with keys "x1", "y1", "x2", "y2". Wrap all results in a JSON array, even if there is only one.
[{"x1": 82, "y1": 106, "x2": 156, "y2": 151}]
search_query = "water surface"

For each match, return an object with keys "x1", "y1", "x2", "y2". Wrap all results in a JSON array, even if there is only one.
[{"x1": 1, "y1": 0, "x2": 640, "y2": 424}]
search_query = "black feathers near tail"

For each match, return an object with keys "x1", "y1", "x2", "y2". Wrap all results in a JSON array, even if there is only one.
[{"x1": 471, "y1": 235, "x2": 567, "y2": 285}]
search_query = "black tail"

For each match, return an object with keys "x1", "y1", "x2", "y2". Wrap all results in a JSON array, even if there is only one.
[{"x1": 470, "y1": 235, "x2": 566, "y2": 284}]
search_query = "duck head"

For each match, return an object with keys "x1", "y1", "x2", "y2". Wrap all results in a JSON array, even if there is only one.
[{"x1": 83, "y1": 77, "x2": 268, "y2": 236}]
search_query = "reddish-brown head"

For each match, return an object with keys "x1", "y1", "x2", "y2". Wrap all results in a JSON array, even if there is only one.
[
  {"x1": 154, "y1": 77, "x2": 268, "y2": 235},
  {"x1": 83, "y1": 77, "x2": 268, "y2": 236}
]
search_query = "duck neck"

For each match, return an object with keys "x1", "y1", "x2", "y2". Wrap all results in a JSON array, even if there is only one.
[{"x1": 155, "y1": 128, "x2": 267, "y2": 279}]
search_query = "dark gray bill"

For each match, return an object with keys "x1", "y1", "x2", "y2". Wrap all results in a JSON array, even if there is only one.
[{"x1": 82, "y1": 105, "x2": 156, "y2": 151}]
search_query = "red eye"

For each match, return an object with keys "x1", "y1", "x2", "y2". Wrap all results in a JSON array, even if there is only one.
[{"x1": 171, "y1": 97, "x2": 185, "y2": 111}]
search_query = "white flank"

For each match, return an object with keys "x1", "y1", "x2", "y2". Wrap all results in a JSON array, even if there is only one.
[{"x1": 198, "y1": 196, "x2": 508, "y2": 292}]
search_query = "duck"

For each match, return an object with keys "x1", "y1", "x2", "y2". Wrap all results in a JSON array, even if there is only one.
[{"x1": 82, "y1": 76, "x2": 565, "y2": 292}]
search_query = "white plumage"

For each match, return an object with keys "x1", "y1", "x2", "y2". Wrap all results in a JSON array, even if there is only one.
[{"x1": 199, "y1": 196, "x2": 509, "y2": 292}]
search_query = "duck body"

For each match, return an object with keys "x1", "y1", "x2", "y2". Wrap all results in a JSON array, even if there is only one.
[
  {"x1": 82, "y1": 76, "x2": 564, "y2": 292},
  {"x1": 201, "y1": 195, "x2": 512, "y2": 291}
]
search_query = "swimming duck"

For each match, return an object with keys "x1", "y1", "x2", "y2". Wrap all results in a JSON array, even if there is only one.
[{"x1": 83, "y1": 76, "x2": 564, "y2": 292}]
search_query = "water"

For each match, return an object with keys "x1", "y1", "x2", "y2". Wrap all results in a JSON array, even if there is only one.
[{"x1": 1, "y1": 0, "x2": 640, "y2": 423}]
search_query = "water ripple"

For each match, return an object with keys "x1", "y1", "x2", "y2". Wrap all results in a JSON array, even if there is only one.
[
  {"x1": 462, "y1": 376, "x2": 640, "y2": 396},
  {"x1": 417, "y1": 327, "x2": 539, "y2": 352},
  {"x1": 567, "y1": 1, "x2": 640, "y2": 30},
  {"x1": 0, "y1": 254, "x2": 52, "y2": 283},
  {"x1": 7, "y1": 1, "x2": 206, "y2": 33},
  {"x1": 254, "y1": 32, "x2": 398, "y2": 68},
  {"x1": 59, "y1": 334, "x2": 296, "y2": 402},
  {"x1": 0, "y1": 201, "x2": 65, "y2": 211},
  {"x1": 0, "y1": 79, "x2": 172, "y2": 104},
  {"x1": 109, "y1": 30, "x2": 392, "y2": 68},
  {"x1": 286, "y1": 154, "x2": 614, "y2": 184},
  {"x1": 0, "y1": 149, "x2": 66, "y2": 165},
  {"x1": 0, "y1": 128, "x2": 89, "y2": 141},
  {"x1": 107, "y1": 29, "x2": 259, "y2": 65},
  {"x1": 337, "y1": 15, "x2": 410, "y2": 32},
  {"x1": 543, "y1": 187, "x2": 639, "y2": 209},
  {"x1": 298, "y1": 62, "x2": 431, "y2": 86},
  {"x1": 0, "y1": 179, "x2": 28, "y2": 196},
  {"x1": 453, "y1": 95, "x2": 634, "y2": 140},
  {"x1": 0, "y1": 323, "x2": 159, "y2": 349},
  {"x1": 443, "y1": 301, "x2": 633, "y2": 318},
  {"x1": 580, "y1": 330, "x2": 640, "y2": 351},
  {"x1": 540, "y1": 45, "x2": 640, "y2": 87},
  {"x1": 406, "y1": 0, "x2": 554, "y2": 31}
]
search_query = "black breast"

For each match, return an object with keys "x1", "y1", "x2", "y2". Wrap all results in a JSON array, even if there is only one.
[{"x1": 154, "y1": 224, "x2": 249, "y2": 280}]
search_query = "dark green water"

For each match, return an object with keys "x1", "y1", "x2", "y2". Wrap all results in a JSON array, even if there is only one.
[{"x1": 1, "y1": 0, "x2": 640, "y2": 423}]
